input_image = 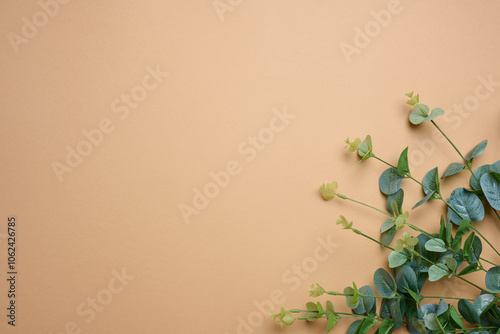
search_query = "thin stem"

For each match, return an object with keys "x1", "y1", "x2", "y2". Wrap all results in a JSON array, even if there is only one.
[
  {"x1": 350, "y1": 228, "x2": 395, "y2": 251},
  {"x1": 431, "y1": 120, "x2": 470, "y2": 169},
  {"x1": 456, "y1": 276, "x2": 489, "y2": 293},
  {"x1": 337, "y1": 194, "x2": 392, "y2": 218},
  {"x1": 470, "y1": 224, "x2": 500, "y2": 257},
  {"x1": 373, "y1": 156, "x2": 395, "y2": 169}
]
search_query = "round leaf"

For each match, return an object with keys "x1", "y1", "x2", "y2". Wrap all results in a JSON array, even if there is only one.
[
  {"x1": 425, "y1": 238, "x2": 447, "y2": 253},
  {"x1": 485, "y1": 266, "x2": 500, "y2": 293},
  {"x1": 428, "y1": 263, "x2": 450, "y2": 282},
  {"x1": 481, "y1": 172, "x2": 500, "y2": 210},
  {"x1": 373, "y1": 268, "x2": 396, "y2": 297},
  {"x1": 379, "y1": 168, "x2": 404, "y2": 195},
  {"x1": 395, "y1": 265, "x2": 418, "y2": 294},
  {"x1": 471, "y1": 165, "x2": 491, "y2": 190},
  {"x1": 448, "y1": 188, "x2": 485, "y2": 224},
  {"x1": 387, "y1": 189, "x2": 404, "y2": 213},
  {"x1": 388, "y1": 251, "x2": 407, "y2": 268}
]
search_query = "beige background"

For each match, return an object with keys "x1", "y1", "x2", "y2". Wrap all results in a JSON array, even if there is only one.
[{"x1": 1, "y1": 1, "x2": 500, "y2": 333}]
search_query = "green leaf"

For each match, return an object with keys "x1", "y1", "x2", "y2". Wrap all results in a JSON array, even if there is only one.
[
  {"x1": 455, "y1": 219, "x2": 472, "y2": 240},
  {"x1": 490, "y1": 160, "x2": 500, "y2": 175},
  {"x1": 458, "y1": 299, "x2": 480, "y2": 324},
  {"x1": 471, "y1": 165, "x2": 491, "y2": 190},
  {"x1": 445, "y1": 257, "x2": 457, "y2": 272},
  {"x1": 412, "y1": 191, "x2": 435, "y2": 209},
  {"x1": 423, "y1": 167, "x2": 440, "y2": 196},
  {"x1": 388, "y1": 251, "x2": 407, "y2": 268},
  {"x1": 344, "y1": 286, "x2": 359, "y2": 309},
  {"x1": 425, "y1": 238, "x2": 447, "y2": 253},
  {"x1": 347, "y1": 320, "x2": 361, "y2": 334},
  {"x1": 481, "y1": 172, "x2": 500, "y2": 210},
  {"x1": 442, "y1": 162, "x2": 466, "y2": 179},
  {"x1": 449, "y1": 305, "x2": 465, "y2": 329},
  {"x1": 486, "y1": 266, "x2": 500, "y2": 293},
  {"x1": 381, "y1": 219, "x2": 395, "y2": 233},
  {"x1": 458, "y1": 263, "x2": 478, "y2": 276},
  {"x1": 358, "y1": 135, "x2": 373, "y2": 162},
  {"x1": 424, "y1": 313, "x2": 441, "y2": 331},
  {"x1": 327, "y1": 313, "x2": 339, "y2": 333},
  {"x1": 428, "y1": 263, "x2": 450, "y2": 282},
  {"x1": 373, "y1": 268, "x2": 396, "y2": 297},
  {"x1": 397, "y1": 147, "x2": 410, "y2": 176},
  {"x1": 326, "y1": 300, "x2": 335, "y2": 313},
  {"x1": 387, "y1": 189, "x2": 404, "y2": 214},
  {"x1": 463, "y1": 232, "x2": 482, "y2": 264},
  {"x1": 395, "y1": 265, "x2": 418, "y2": 294},
  {"x1": 429, "y1": 107, "x2": 445, "y2": 121},
  {"x1": 389, "y1": 298, "x2": 403, "y2": 329},
  {"x1": 465, "y1": 139, "x2": 488, "y2": 162},
  {"x1": 448, "y1": 188, "x2": 485, "y2": 224},
  {"x1": 380, "y1": 226, "x2": 397, "y2": 246},
  {"x1": 353, "y1": 286, "x2": 376, "y2": 315},
  {"x1": 306, "y1": 302, "x2": 319, "y2": 321},
  {"x1": 473, "y1": 294, "x2": 496, "y2": 316},
  {"x1": 378, "y1": 318, "x2": 395, "y2": 334},
  {"x1": 379, "y1": 168, "x2": 404, "y2": 195},
  {"x1": 354, "y1": 315, "x2": 377, "y2": 334},
  {"x1": 406, "y1": 288, "x2": 422, "y2": 305}
]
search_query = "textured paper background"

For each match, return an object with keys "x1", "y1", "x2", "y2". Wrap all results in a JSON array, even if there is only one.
[{"x1": 1, "y1": 1, "x2": 500, "y2": 333}]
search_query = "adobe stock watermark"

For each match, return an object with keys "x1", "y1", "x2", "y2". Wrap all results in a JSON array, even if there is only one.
[
  {"x1": 407, "y1": 75, "x2": 499, "y2": 170},
  {"x1": 7, "y1": 0, "x2": 72, "y2": 54},
  {"x1": 213, "y1": 0, "x2": 243, "y2": 21},
  {"x1": 222, "y1": 235, "x2": 339, "y2": 334},
  {"x1": 339, "y1": 0, "x2": 411, "y2": 64},
  {"x1": 178, "y1": 106, "x2": 296, "y2": 224},
  {"x1": 51, "y1": 65, "x2": 169, "y2": 182},
  {"x1": 47, "y1": 268, "x2": 135, "y2": 334}
]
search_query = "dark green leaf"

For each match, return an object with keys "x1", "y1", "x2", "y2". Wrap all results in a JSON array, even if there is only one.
[
  {"x1": 353, "y1": 286, "x2": 376, "y2": 315},
  {"x1": 381, "y1": 226, "x2": 397, "y2": 246},
  {"x1": 389, "y1": 298, "x2": 403, "y2": 329},
  {"x1": 374, "y1": 268, "x2": 396, "y2": 297},
  {"x1": 379, "y1": 168, "x2": 404, "y2": 195},
  {"x1": 396, "y1": 265, "x2": 418, "y2": 294},
  {"x1": 458, "y1": 299, "x2": 480, "y2": 324},
  {"x1": 347, "y1": 320, "x2": 361, "y2": 334},
  {"x1": 486, "y1": 266, "x2": 500, "y2": 293},
  {"x1": 481, "y1": 172, "x2": 500, "y2": 210},
  {"x1": 448, "y1": 188, "x2": 485, "y2": 224},
  {"x1": 465, "y1": 140, "x2": 488, "y2": 162},
  {"x1": 474, "y1": 294, "x2": 496, "y2": 316},
  {"x1": 412, "y1": 191, "x2": 435, "y2": 209},
  {"x1": 378, "y1": 318, "x2": 395, "y2": 334},
  {"x1": 442, "y1": 162, "x2": 466, "y2": 179},
  {"x1": 491, "y1": 160, "x2": 500, "y2": 175},
  {"x1": 423, "y1": 167, "x2": 440, "y2": 196},
  {"x1": 459, "y1": 263, "x2": 479, "y2": 276},
  {"x1": 355, "y1": 315, "x2": 377, "y2": 334},
  {"x1": 471, "y1": 165, "x2": 491, "y2": 190}
]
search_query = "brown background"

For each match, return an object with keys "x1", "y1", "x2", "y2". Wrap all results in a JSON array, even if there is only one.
[{"x1": 1, "y1": 1, "x2": 500, "y2": 333}]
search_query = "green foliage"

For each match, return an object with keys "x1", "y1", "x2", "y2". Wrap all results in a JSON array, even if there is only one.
[{"x1": 273, "y1": 93, "x2": 500, "y2": 334}]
